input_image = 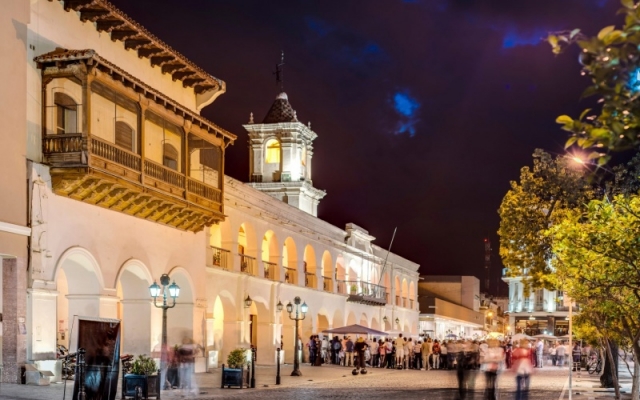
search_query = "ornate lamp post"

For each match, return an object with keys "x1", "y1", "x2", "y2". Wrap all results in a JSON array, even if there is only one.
[
  {"x1": 149, "y1": 274, "x2": 180, "y2": 390},
  {"x1": 285, "y1": 296, "x2": 308, "y2": 376}
]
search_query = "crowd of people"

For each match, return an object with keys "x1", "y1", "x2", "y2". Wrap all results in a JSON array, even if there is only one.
[{"x1": 303, "y1": 334, "x2": 594, "y2": 400}]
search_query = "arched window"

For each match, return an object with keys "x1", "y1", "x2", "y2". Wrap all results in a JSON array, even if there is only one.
[
  {"x1": 163, "y1": 143, "x2": 179, "y2": 170},
  {"x1": 54, "y1": 93, "x2": 77, "y2": 134},
  {"x1": 115, "y1": 121, "x2": 134, "y2": 152},
  {"x1": 265, "y1": 139, "x2": 281, "y2": 164}
]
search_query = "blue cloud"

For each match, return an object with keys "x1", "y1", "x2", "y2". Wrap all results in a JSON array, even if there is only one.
[
  {"x1": 502, "y1": 28, "x2": 546, "y2": 49},
  {"x1": 391, "y1": 91, "x2": 420, "y2": 136},
  {"x1": 305, "y1": 17, "x2": 333, "y2": 37}
]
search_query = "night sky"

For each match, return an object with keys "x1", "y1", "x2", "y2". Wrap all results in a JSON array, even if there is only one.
[{"x1": 109, "y1": 0, "x2": 621, "y2": 295}]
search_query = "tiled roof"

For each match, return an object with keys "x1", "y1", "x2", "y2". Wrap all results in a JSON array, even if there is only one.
[
  {"x1": 34, "y1": 48, "x2": 96, "y2": 62},
  {"x1": 54, "y1": 0, "x2": 224, "y2": 95},
  {"x1": 263, "y1": 92, "x2": 297, "y2": 124}
]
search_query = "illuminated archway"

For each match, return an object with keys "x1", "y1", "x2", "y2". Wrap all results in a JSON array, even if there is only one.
[{"x1": 282, "y1": 237, "x2": 298, "y2": 284}]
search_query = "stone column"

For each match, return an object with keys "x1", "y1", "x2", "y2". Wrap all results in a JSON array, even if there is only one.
[{"x1": 2, "y1": 257, "x2": 27, "y2": 383}]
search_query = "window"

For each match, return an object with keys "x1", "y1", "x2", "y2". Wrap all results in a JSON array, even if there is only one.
[
  {"x1": 163, "y1": 143, "x2": 179, "y2": 170},
  {"x1": 54, "y1": 93, "x2": 77, "y2": 134},
  {"x1": 265, "y1": 139, "x2": 281, "y2": 164},
  {"x1": 115, "y1": 121, "x2": 134, "y2": 152}
]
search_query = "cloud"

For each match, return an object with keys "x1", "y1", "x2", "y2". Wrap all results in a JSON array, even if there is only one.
[
  {"x1": 502, "y1": 28, "x2": 547, "y2": 49},
  {"x1": 391, "y1": 91, "x2": 420, "y2": 136}
]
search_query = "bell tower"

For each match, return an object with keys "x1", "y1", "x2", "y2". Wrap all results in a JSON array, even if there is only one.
[{"x1": 243, "y1": 92, "x2": 326, "y2": 216}]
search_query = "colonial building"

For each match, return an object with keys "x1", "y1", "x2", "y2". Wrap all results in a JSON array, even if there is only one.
[
  {"x1": 1, "y1": 0, "x2": 420, "y2": 382},
  {"x1": 502, "y1": 268, "x2": 575, "y2": 337}
]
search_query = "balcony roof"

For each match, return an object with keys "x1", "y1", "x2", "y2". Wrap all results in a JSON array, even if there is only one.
[
  {"x1": 57, "y1": 0, "x2": 225, "y2": 96},
  {"x1": 35, "y1": 48, "x2": 236, "y2": 145}
]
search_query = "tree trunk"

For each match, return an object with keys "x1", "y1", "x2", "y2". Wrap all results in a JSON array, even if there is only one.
[
  {"x1": 632, "y1": 342, "x2": 640, "y2": 400},
  {"x1": 601, "y1": 339, "x2": 619, "y2": 390}
]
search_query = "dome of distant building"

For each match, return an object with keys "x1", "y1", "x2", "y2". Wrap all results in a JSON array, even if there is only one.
[{"x1": 263, "y1": 92, "x2": 297, "y2": 123}]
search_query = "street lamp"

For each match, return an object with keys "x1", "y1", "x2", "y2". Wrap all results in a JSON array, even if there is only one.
[
  {"x1": 149, "y1": 274, "x2": 180, "y2": 390},
  {"x1": 285, "y1": 296, "x2": 307, "y2": 376}
]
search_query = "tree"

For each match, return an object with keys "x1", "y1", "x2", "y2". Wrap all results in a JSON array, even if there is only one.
[
  {"x1": 548, "y1": 0, "x2": 640, "y2": 164},
  {"x1": 497, "y1": 149, "x2": 593, "y2": 289},
  {"x1": 548, "y1": 195, "x2": 640, "y2": 399}
]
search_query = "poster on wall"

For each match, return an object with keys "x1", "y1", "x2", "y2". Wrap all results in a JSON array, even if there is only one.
[{"x1": 71, "y1": 317, "x2": 121, "y2": 400}]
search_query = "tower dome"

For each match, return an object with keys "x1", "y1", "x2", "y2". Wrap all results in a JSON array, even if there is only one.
[{"x1": 262, "y1": 92, "x2": 297, "y2": 123}]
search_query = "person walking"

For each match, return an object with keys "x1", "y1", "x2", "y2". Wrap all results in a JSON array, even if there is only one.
[
  {"x1": 308, "y1": 335, "x2": 317, "y2": 366},
  {"x1": 369, "y1": 338, "x2": 379, "y2": 368},
  {"x1": 572, "y1": 343, "x2": 582, "y2": 372},
  {"x1": 332, "y1": 336, "x2": 341, "y2": 365},
  {"x1": 414, "y1": 341, "x2": 422, "y2": 369},
  {"x1": 556, "y1": 341, "x2": 566, "y2": 367},
  {"x1": 482, "y1": 339, "x2": 504, "y2": 400},
  {"x1": 396, "y1": 338, "x2": 405, "y2": 369},
  {"x1": 354, "y1": 337, "x2": 368, "y2": 370},
  {"x1": 385, "y1": 339, "x2": 394, "y2": 368},
  {"x1": 345, "y1": 336, "x2": 354, "y2": 367},
  {"x1": 440, "y1": 341, "x2": 448, "y2": 369},
  {"x1": 505, "y1": 339, "x2": 513, "y2": 369},
  {"x1": 535, "y1": 339, "x2": 544, "y2": 368},
  {"x1": 432, "y1": 340, "x2": 441, "y2": 370},
  {"x1": 513, "y1": 339, "x2": 533, "y2": 400},
  {"x1": 550, "y1": 343, "x2": 557, "y2": 366},
  {"x1": 378, "y1": 339, "x2": 387, "y2": 368},
  {"x1": 422, "y1": 338, "x2": 433, "y2": 370}
]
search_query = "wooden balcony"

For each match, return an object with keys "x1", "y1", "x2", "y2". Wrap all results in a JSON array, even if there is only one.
[
  {"x1": 211, "y1": 246, "x2": 230, "y2": 270},
  {"x1": 44, "y1": 134, "x2": 223, "y2": 232},
  {"x1": 263, "y1": 261, "x2": 276, "y2": 280},
  {"x1": 339, "y1": 280, "x2": 387, "y2": 306}
]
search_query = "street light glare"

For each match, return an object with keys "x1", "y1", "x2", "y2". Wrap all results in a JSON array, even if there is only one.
[{"x1": 571, "y1": 155, "x2": 585, "y2": 165}]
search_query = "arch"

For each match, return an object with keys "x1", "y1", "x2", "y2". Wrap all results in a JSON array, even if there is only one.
[
  {"x1": 348, "y1": 260, "x2": 358, "y2": 282},
  {"x1": 165, "y1": 267, "x2": 196, "y2": 346},
  {"x1": 265, "y1": 138, "x2": 281, "y2": 164},
  {"x1": 261, "y1": 230, "x2": 280, "y2": 280},
  {"x1": 239, "y1": 222, "x2": 258, "y2": 275},
  {"x1": 402, "y1": 279, "x2": 409, "y2": 308},
  {"x1": 303, "y1": 245, "x2": 317, "y2": 288},
  {"x1": 359, "y1": 313, "x2": 368, "y2": 327},
  {"x1": 382, "y1": 273, "x2": 391, "y2": 304},
  {"x1": 282, "y1": 237, "x2": 298, "y2": 284},
  {"x1": 54, "y1": 246, "x2": 105, "y2": 292},
  {"x1": 54, "y1": 247, "x2": 104, "y2": 350},
  {"x1": 371, "y1": 317, "x2": 381, "y2": 331},
  {"x1": 316, "y1": 311, "x2": 330, "y2": 335},
  {"x1": 321, "y1": 251, "x2": 333, "y2": 292},
  {"x1": 409, "y1": 281, "x2": 416, "y2": 301},
  {"x1": 394, "y1": 276, "x2": 401, "y2": 306},
  {"x1": 163, "y1": 143, "x2": 179, "y2": 170},
  {"x1": 332, "y1": 309, "x2": 344, "y2": 329},
  {"x1": 335, "y1": 255, "x2": 346, "y2": 293},
  {"x1": 346, "y1": 311, "x2": 357, "y2": 326},
  {"x1": 54, "y1": 92, "x2": 78, "y2": 134},
  {"x1": 116, "y1": 259, "x2": 153, "y2": 355}
]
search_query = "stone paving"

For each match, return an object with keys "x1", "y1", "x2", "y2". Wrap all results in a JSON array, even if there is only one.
[{"x1": 0, "y1": 364, "x2": 576, "y2": 400}]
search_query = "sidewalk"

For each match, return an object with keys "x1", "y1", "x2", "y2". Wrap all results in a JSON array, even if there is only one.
[{"x1": 559, "y1": 361, "x2": 635, "y2": 400}]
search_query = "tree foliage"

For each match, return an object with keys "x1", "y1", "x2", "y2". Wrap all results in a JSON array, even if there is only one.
[
  {"x1": 548, "y1": 195, "x2": 640, "y2": 398},
  {"x1": 497, "y1": 149, "x2": 593, "y2": 289},
  {"x1": 548, "y1": 0, "x2": 640, "y2": 164}
]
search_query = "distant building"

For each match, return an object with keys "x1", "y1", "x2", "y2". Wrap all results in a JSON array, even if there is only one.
[{"x1": 418, "y1": 276, "x2": 484, "y2": 340}]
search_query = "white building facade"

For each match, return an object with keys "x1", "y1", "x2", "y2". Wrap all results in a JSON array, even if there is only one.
[
  {"x1": 0, "y1": 0, "x2": 420, "y2": 382},
  {"x1": 502, "y1": 268, "x2": 575, "y2": 337}
]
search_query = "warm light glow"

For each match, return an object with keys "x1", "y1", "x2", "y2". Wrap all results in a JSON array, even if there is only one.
[
  {"x1": 572, "y1": 155, "x2": 585, "y2": 165},
  {"x1": 265, "y1": 139, "x2": 281, "y2": 164}
]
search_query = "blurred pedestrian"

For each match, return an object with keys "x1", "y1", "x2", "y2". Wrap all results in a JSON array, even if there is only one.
[
  {"x1": 513, "y1": 339, "x2": 533, "y2": 400},
  {"x1": 178, "y1": 338, "x2": 198, "y2": 395}
]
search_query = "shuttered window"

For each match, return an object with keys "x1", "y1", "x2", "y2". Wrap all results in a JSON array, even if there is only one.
[
  {"x1": 115, "y1": 121, "x2": 134, "y2": 152},
  {"x1": 199, "y1": 147, "x2": 220, "y2": 171},
  {"x1": 163, "y1": 143, "x2": 179, "y2": 170}
]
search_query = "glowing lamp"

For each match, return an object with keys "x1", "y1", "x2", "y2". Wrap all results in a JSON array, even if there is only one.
[{"x1": 149, "y1": 281, "x2": 161, "y2": 299}]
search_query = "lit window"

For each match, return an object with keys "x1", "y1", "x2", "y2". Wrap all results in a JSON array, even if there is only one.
[
  {"x1": 163, "y1": 143, "x2": 179, "y2": 170},
  {"x1": 265, "y1": 139, "x2": 280, "y2": 164}
]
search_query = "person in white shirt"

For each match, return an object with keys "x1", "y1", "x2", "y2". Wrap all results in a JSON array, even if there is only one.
[
  {"x1": 414, "y1": 341, "x2": 422, "y2": 369},
  {"x1": 404, "y1": 338, "x2": 413, "y2": 368},
  {"x1": 395, "y1": 336, "x2": 405, "y2": 368}
]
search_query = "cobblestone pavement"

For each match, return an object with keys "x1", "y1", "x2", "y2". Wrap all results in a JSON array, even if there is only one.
[{"x1": 0, "y1": 365, "x2": 571, "y2": 400}]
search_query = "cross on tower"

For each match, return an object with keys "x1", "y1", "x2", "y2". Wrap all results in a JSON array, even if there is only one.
[{"x1": 274, "y1": 51, "x2": 284, "y2": 92}]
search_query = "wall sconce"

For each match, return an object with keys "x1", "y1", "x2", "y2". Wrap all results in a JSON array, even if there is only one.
[
  {"x1": 244, "y1": 295, "x2": 253, "y2": 308},
  {"x1": 276, "y1": 300, "x2": 283, "y2": 312},
  {"x1": 395, "y1": 317, "x2": 400, "y2": 325},
  {"x1": 383, "y1": 316, "x2": 388, "y2": 323}
]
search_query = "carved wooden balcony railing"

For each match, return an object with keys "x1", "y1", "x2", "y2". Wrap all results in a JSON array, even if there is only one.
[
  {"x1": 43, "y1": 133, "x2": 223, "y2": 232},
  {"x1": 211, "y1": 246, "x2": 230, "y2": 270},
  {"x1": 304, "y1": 273, "x2": 316, "y2": 289},
  {"x1": 263, "y1": 261, "x2": 276, "y2": 280}
]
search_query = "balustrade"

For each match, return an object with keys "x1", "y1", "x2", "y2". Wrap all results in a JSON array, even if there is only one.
[
  {"x1": 43, "y1": 133, "x2": 84, "y2": 153},
  {"x1": 336, "y1": 280, "x2": 387, "y2": 301},
  {"x1": 144, "y1": 159, "x2": 185, "y2": 188},
  {"x1": 305, "y1": 273, "x2": 316, "y2": 288},
  {"x1": 322, "y1": 276, "x2": 332, "y2": 292},
  {"x1": 396, "y1": 295, "x2": 401, "y2": 306},
  {"x1": 90, "y1": 136, "x2": 141, "y2": 170},
  {"x1": 187, "y1": 177, "x2": 221, "y2": 202},
  {"x1": 239, "y1": 254, "x2": 256, "y2": 276},
  {"x1": 211, "y1": 246, "x2": 230, "y2": 270},
  {"x1": 283, "y1": 267, "x2": 296, "y2": 285},
  {"x1": 263, "y1": 261, "x2": 277, "y2": 280}
]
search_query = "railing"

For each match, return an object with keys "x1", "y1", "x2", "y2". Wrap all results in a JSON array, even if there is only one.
[
  {"x1": 210, "y1": 246, "x2": 230, "y2": 270},
  {"x1": 263, "y1": 261, "x2": 276, "y2": 280},
  {"x1": 409, "y1": 299, "x2": 414, "y2": 309},
  {"x1": 144, "y1": 159, "x2": 185, "y2": 188},
  {"x1": 283, "y1": 267, "x2": 296, "y2": 284},
  {"x1": 187, "y1": 177, "x2": 221, "y2": 203},
  {"x1": 337, "y1": 280, "x2": 387, "y2": 302},
  {"x1": 239, "y1": 254, "x2": 256, "y2": 275},
  {"x1": 305, "y1": 273, "x2": 316, "y2": 288},
  {"x1": 396, "y1": 295, "x2": 401, "y2": 306},
  {"x1": 323, "y1": 276, "x2": 332, "y2": 292},
  {"x1": 90, "y1": 136, "x2": 141, "y2": 171},
  {"x1": 534, "y1": 302, "x2": 545, "y2": 311},
  {"x1": 43, "y1": 133, "x2": 84, "y2": 153}
]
